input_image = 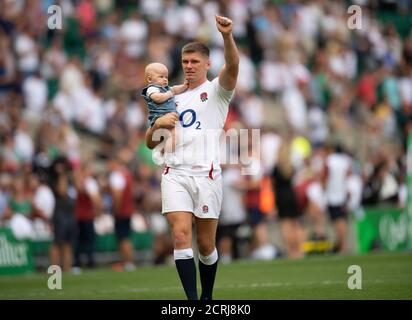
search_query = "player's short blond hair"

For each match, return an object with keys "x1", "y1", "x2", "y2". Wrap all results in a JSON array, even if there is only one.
[{"x1": 182, "y1": 42, "x2": 210, "y2": 57}]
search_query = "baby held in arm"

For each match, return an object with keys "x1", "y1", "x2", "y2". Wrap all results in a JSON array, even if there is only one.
[{"x1": 141, "y1": 62, "x2": 188, "y2": 154}]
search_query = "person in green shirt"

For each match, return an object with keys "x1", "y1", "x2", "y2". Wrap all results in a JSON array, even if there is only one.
[{"x1": 2, "y1": 175, "x2": 32, "y2": 220}]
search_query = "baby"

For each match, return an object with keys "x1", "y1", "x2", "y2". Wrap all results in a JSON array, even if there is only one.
[{"x1": 141, "y1": 62, "x2": 188, "y2": 154}]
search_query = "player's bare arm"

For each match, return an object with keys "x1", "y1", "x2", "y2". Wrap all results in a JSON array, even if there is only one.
[
  {"x1": 145, "y1": 112, "x2": 179, "y2": 149},
  {"x1": 215, "y1": 15, "x2": 239, "y2": 91}
]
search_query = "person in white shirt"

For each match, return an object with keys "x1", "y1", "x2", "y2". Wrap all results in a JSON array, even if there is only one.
[
  {"x1": 218, "y1": 165, "x2": 248, "y2": 264},
  {"x1": 324, "y1": 144, "x2": 352, "y2": 253},
  {"x1": 22, "y1": 72, "x2": 48, "y2": 122},
  {"x1": 145, "y1": 15, "x2": 239, "y2": 300},
  {"x1": 31, "y1": 173, "x2": 55, "y2": 240}
]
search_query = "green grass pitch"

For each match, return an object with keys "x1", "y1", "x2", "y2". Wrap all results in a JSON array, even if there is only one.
[{"x1": 1, "y1": 251, "x2": 411, "y2": 300}]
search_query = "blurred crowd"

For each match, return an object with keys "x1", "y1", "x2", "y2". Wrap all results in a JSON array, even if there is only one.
[{"x1": 0, "y1": 0, "x2": 410, "y2": 268}]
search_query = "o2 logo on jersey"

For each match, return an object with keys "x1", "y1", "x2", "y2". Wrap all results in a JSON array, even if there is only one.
[{"x1": 179, "y1": 109, "x2": 201, "y2": 129}]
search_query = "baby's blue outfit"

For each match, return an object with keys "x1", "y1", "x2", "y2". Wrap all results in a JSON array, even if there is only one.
[{"x1": 141, "y1": 84, "x2": 177, "y2": 127}]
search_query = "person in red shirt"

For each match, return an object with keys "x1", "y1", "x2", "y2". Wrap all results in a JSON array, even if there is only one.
[
  {"x1": 73, "y1": 163, "x2": 102, "y2": 269},
  {"x1": 108, "y1": 155, "x2": 135, "y2": 271}
]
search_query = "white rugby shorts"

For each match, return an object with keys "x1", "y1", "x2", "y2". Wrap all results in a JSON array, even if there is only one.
[{"x1": 161, "y1": 172, "x2": 222, "y2": 219}]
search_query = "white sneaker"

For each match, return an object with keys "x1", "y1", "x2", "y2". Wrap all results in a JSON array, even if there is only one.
[
  {"x1": 220, "y1": 255, "x2": 232, "y2": 265},
  {"x1": 124, "y1": 262, "x2": 136, "y2": 272},
  {"x1": 251, "y1": 244, "x2": 277, "y2": 261},
  {"x1": 71, "y1": 267, "x2": 82, "y2": 275}
]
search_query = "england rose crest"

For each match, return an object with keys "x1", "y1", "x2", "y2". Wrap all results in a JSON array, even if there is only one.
[{"x1": 200, "y1": 92, "x2": 208, "y2": 102}]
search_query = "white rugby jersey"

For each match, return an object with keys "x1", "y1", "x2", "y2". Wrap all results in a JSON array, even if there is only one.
[{"x1": 164, "y1": 77, "x2": 234, "y2": 178}]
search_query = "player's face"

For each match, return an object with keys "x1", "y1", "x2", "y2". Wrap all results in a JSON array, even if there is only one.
[
  {"x1": 151, "y1": 68, "x2": 169, "y2": 87},
  {"x1": 181, "y1": 52, "x2": 210, "y2": 84}
]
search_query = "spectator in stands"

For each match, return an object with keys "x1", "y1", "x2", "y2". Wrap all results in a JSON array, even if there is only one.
[
  {"x1": 272, "y1": 136, "x2": 304, "y2": 258},
  {"x1": 30, "y1": 172, "x2": 55, "y2": 240},
  {"x1": 1, "y1": 174, "x2": 32, "y2": 221},
  {"x1": 22, "y1": 71, "x2": 48, "y2": 125},
  {"x1": 1, "y1": 172, "x2": 34, "y2": 240},
  {"x1": 217, "y1": 164, "x2": 249, "y2": 264},
  {"x1": 14, "y1": 24, "x2": 40, "y2": 79},
  {"x1": 96, "y1": 172, "x2": 113, "y2": 216},
  {"x1": 108, "y1": 153, "x2": 136, "y2": 271},
  {"x1": 347, "y1": 162, "x2": 364, "y2": 218},
  {"x1": 324, "y1": 144, "x2": 352, "y2": 253},
  {"x1": 362, "y1": 152, "x2": 400, "y2": 206},
  {"x1": 294, "y1": 159, "x2": 327, "y2": 241},
  {"x1": 0, "y1": 28, "x2": 17, "y2": 95},
  {"x1": 245, "y1": 138, "x2": 277, "y2": 261},
  {"x1": 73, "y1": 162, "x2": 102, "y2": 269},
  {"x1": 0, "y1": 173, "x2": 12, "y2": 221},
  {"x1": 0, "y1": 133, "x2": 21, "y2": 173},
  {"x1": 49, "y1": 157, "x2": 77, "y2": 272}
]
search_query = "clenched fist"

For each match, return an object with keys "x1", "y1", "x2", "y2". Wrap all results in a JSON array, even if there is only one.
[{"x1": 215, "y1": 15, "x2": 233, "y2": 35}]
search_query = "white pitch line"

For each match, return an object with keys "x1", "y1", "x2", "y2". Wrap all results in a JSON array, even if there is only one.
[{"x1": 0, "y1": 279, "x2": 391, "y2": 298}]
